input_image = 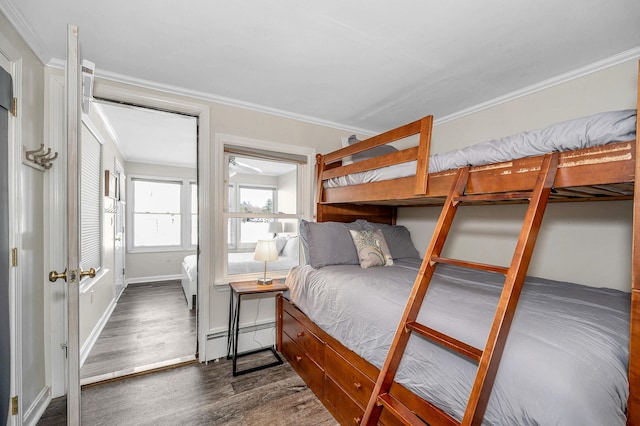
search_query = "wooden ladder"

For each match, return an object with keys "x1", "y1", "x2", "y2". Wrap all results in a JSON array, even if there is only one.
[{"x1": 361, "y1": 152, "x2": 559, "y2": 426}]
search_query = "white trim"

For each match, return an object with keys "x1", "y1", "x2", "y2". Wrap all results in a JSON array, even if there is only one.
[
  {"x1": 79, "y1": 299, "x2": 116, "y2": 368},
  {"x1": 126, "y1": 274, "x2": 182, "y2": 285},
  {"x1": 1, "y1": 28, "x2": 23, "y2": 426},
  {"x1": 206, "y1": 320, "x2": 277, "y2": 361},
  {"x1": 78, "y1": 268, "x2": 109, "y2": 294},
  {"x1": 22, "y1": 386, "x2": 50, "y2": 426},
  {"x1": 435, "y1": 46, "x2": 640, "y2": 125},
  {"x1": 0, "y1": 0, "x2": 50, "y2": 65}
]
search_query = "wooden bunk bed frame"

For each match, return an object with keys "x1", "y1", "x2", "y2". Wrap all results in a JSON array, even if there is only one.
[{"x1": 277, "y1": 63, "x2": 640, "y2": 426}]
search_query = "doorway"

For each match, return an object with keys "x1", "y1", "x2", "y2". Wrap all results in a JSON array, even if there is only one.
[
  {"x1": 45, "y1": 68, "x2": 212, "y2": 410},
  {"x1": 78, "y1": 100, "x2": 199, "y2": 384}
]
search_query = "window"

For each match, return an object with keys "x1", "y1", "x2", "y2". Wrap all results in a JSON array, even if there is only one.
[
  {"x1": 228, "y1": 184, "x2": 277, "y2": 250},
  {"x1": 223, "y1": 150, "x2": 307, "y2": 278},
  {"x1": 130, "y1": 176, "x2": 197, "y2": 251},
  {"x1": 191, "y1": 182, "x2": 198, "y2": 246}
]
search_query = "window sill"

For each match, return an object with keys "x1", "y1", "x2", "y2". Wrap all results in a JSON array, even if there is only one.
[
  {"x1": 128, "y1": 246, "x2": 197, "y2": 254},
  {"x1": 80, "y1": 268, "x2": 109, "y2": 294}
]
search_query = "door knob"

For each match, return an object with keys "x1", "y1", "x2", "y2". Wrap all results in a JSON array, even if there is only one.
[
  {"x1": 80, "y1": 267, "x2": 96, "y2": 279},
  {"x1": 49, "y1": 269, "x2": 67, "y2": 283}
]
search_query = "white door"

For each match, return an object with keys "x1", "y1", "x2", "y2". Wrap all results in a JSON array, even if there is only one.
[
  {"x1": 66, "y1": 24, "x2": 82, "y2": 425},
  {"x1": 114, "y1": 198, "x2": 125, "y2": 296},
  {"x1": 47, "y1": 24, "x2": 83, "y2": 425},
  {"x1": 114, "y1": 161, "x2": 125, "y2": 297}
]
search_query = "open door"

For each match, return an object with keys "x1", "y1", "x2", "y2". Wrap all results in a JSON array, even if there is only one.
[
  {"x1": 48, "y1": 24, "x2": 83, "y2": 425},
  {"x1": 65, "y1": 23, "x2": 82, "y2": 425}
]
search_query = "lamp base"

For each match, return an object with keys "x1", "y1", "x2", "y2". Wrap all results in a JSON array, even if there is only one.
[{"x1": 257, "y1": 277, "x2": 273, "y2": 285}]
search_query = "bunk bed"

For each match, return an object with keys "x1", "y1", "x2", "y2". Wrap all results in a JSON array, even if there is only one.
[{"x1": 276, "y1": 62, "x2": 640, "y2": 426}]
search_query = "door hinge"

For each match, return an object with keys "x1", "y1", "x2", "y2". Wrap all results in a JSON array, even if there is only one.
[
  {"x1": 11, "y1": 396, "x2": 18, "y2": 415},
  {"x1": 11, "y1": 248, "x2": 17, "y2": 267},
  {"x1": 61, "y1": 342, "x2": 68, "y2": 359},
  {"x1": 10, "y1": 97, "x2": 17, "y2": 117}
]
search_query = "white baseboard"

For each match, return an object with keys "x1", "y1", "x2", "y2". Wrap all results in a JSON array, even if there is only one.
[
  {"x1": 126, "y1": 274, "x2": 182, "y2": 285},
  {"x1": 205, "y1": 321, "x2": 276, "y2": 361},
  {"x1": 80, "y1": 298, "x2": 117, "y2": 368},
  {"x1": 24, "y1": 386, "x2": 50, "y2": 426}
]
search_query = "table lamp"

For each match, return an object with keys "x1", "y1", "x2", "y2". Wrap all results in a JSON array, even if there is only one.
[
  {"x1": 268, "y1": 221, "x2": 283, "y2": 237},
  {"x1": 254, "y1": 239, "x2": 279, "y2": 284}
]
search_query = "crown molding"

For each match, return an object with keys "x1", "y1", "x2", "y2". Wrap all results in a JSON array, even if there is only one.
[
  {"x1": 0, "y1": 0, "x2": 51, "y2": 65},
  {"x1": 435, "y1": 46, "x2": 640, "y2": 125},
  {"x1": 47, "y1": 58, "x2": 377, "y2": 136},
  {"x1": 47, "y1": 45, "x2": 640, "y2": 134}
]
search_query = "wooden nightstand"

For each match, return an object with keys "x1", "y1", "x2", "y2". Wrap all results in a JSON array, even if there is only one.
[{"x1": 226, "y1": 280, "x2": 288, "y2": 376}]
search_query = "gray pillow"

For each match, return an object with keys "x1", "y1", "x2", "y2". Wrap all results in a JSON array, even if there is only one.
[
  {"x1": 348, "y1": 135, "x2": 398, "y2": 162},
  {"x1": 300, "y1": 219, "x2": 365, "y2": 268},
  {"x1": 357, "y1": 219, "x2": 421, "y2": 259}
]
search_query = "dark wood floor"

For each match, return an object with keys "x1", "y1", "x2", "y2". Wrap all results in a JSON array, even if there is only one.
[
  {"x1": 81, "y1": 280, "x2": 197, "y2": 379},
  {"x1": 38, "y1": 352, "x2": 338, "y2": 425}
]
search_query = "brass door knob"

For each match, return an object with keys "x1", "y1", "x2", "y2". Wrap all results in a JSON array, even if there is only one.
[
  {"x1": 80, "y1": 267, "x2": 96, "y2": 279},
  {"x1": 49, "y1": 269, "x2": 67, "y2": 283}
]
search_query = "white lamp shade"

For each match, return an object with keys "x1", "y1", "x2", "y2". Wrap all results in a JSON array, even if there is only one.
[{"x1": 254, "y1": 240, "x2": 279, "y2": 262}]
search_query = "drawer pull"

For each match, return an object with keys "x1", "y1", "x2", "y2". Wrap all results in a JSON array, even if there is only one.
[
  {"x1": 295, "y1": 355, "x2": 303, "y2": 362},
  {"x1": 297, "y1": 331, "x2": 305, "y2": 337},
  {"x1": 353, "y1": 382, "x2": 362, "y2": 389},
  {"x1": 353, "y1": 417, "x2": 361, "y2": 424}
]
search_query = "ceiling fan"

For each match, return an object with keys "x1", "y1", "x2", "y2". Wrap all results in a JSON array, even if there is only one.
[{"x1": 229, "y1": 156, "x2": 263, "y2": 174}]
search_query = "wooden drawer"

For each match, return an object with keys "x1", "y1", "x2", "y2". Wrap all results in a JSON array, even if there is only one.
[
  {"x1": 281, "y1": 331, "x2": 324, "y2": 396},
  {"x1": 325, "y1": 375, "x2": 364, "y2": 426},
  {"x1": 325, "y1": 345, "x2": 375, "y2": 408},
  {"x1": 282, "y1": 309, "x2": 324, "y2": 364}
]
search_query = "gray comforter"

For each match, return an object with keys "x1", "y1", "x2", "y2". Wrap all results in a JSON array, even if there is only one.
[{"x1": 285, "y1": 259, "x2": 630, "y2": 425}]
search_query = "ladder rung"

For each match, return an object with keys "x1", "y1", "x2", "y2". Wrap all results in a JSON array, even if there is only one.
[
  {"x1": 431, "y1": 256, "x2": 509, "y2": 275},
  {"x1": 377, "y1": 393, "x2": 428, "y2": 426},
  {"x1": 454, "y1": 191, "x2": 532, "y2": 203},
  {"x1": 407, "y1": 321, "x2": 483, "y2": 362}
]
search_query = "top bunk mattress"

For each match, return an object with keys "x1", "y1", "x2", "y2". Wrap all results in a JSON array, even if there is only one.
[
  {"x1": 285, "y1": 259, "x2": 631, "y2": 425},
  {"x1": 324, "y1": 109, "x2": 637, "y2": 188}
]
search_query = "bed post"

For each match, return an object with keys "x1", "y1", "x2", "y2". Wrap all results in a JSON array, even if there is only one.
[
  {"x1": 414, "y1": 115, "x2": 433, "y2": 196},
  {"x1": 628, "y1": 59, "x2": 640, "y2": 426},
  {"x1": 316, "y1": 153, "x2": 326, "y2": 207}
]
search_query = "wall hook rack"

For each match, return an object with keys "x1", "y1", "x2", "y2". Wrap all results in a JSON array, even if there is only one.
[{"x1": 23, "y1": 144, "x2": 59, "y2": 171}]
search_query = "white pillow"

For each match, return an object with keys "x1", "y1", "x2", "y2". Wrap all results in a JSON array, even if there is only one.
[{"x1": 341, "y1": 136, "x2": 353, "y2": 165}]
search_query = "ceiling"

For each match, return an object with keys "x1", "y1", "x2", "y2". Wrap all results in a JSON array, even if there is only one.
[
  {"x1": 95, "y1": 101, "x2": 197, "y2": 168},
  {"x1": 2, "y1": 0, "x2": 640, "y2": 161}
]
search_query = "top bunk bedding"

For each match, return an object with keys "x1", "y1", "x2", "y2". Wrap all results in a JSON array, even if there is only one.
[
  {"x1": 285, "y1": 259, "x2": 631, "y2": 425},
  {"x1": 319, "y1": 109, "x2": 637, "y2": 205}
]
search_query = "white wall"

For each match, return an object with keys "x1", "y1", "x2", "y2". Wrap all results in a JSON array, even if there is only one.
[
  {"x1": 397, "y1": 58, "x2": 638, "y2": 292},
  {"x1": 277, "y1": 169, "x2": 297, "y2": 214}
]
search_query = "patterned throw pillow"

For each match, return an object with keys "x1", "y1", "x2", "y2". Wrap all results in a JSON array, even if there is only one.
[{"x1": 349, "y1": 229, "x2": 394, "y2": 269}]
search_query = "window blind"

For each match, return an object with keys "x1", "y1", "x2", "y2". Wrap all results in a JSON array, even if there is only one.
[{"x1": 80, "y1": 123, "x2": 102, "y2": 273}]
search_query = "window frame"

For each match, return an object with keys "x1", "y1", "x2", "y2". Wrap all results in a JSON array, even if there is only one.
[
  {"x1": 215, "y1": 134, "x2": 315, "y2": 284},
  {"x1": 127, "y1": 174, "x2": 197, "y2": 253}
]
